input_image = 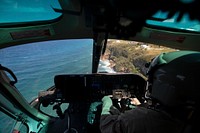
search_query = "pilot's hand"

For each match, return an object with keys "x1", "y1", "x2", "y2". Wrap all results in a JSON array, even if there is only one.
[
  {"x1": 101, "y1": 95, "x2": 113, "y2": 115},
  {"x1": 130, "y1": 98, "x2": 141, "y2": 106},
  {"x1": 118, "y1": 98, "x2": 141, "y2": 110}
]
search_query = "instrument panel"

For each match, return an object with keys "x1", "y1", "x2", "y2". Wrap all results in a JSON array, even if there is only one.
[{"x1": 54, "y1": 73, "x2": 147, "y2": 102}]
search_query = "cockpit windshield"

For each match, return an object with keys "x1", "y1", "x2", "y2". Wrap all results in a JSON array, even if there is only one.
[
  {"x1": 0, "y1": 0, "x2": 62, "y2": 24},
  {"x1": 1, "y1": 0, "x2": 199, "y2": 33},
  {"x1": 0, "y1": 39, "x2": 93, "y2": 102},
  {"x1": 146, "y1": 10, "x2": 200, "y2": 32}
]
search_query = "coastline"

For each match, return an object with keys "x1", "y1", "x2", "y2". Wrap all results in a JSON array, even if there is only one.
[{"x1": 98, "y1": 59, "x2": 116, "y2": 73}]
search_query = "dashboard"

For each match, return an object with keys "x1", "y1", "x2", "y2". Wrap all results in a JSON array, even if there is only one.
[{"x1": 53, "y1": 73, "x2": 147, "y2": 103}]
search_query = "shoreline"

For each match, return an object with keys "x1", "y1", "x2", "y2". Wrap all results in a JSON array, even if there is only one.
[{"x1": 98, "y1": 59, "x2": 116, "y2": 73}]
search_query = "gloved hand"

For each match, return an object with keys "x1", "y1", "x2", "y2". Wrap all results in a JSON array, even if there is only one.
[
  {"x1": 130, "y1": 98, "x2": 141, "y2": 106},
  {"x1": 101, "y1": 95, "x2": 113, "y2": 115}
]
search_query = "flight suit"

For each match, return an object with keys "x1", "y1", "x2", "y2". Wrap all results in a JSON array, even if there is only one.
[{"x1": 100, "y1": 96, "x2": 184, "y2": 133}]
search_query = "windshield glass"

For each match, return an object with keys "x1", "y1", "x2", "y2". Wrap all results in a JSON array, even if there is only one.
[
  {"x1": 98, "y1": 39, "x2": 177, "y2": 77},
  {"x1": 0, "y1": 39, "x2": 93, "y2": 102},
  {"x1": 146, "y1": 11, "x2": 200, "y2": 32},
  {"x1": 0, "y1": 0, "x2": 61, "y2": 24},
  {"x1": 1, "y1": 0, "x2": 199, "y2": 32}
]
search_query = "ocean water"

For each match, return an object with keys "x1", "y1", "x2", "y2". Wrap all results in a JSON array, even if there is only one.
[{"x1": 0, "y1": 39, "x2": 113, "y2": 133}]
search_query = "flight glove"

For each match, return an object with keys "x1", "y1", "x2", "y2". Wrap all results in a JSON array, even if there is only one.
[{"x1": 101, "y1": 95, "x2": 113, "y2": 115}]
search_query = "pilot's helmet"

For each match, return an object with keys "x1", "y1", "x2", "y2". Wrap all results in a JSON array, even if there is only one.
[{"x1": 145, "y1": 50, "x2": 200, "y2": 107}]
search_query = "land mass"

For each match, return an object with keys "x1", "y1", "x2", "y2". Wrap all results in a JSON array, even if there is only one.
[{"x1": 101, "y1": 39, "x2": 176, "y2": 78}]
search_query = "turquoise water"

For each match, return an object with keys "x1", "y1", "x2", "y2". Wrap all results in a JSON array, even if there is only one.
[{"x1": 0, "y1": 39, "x2": 113, "y2": 132}]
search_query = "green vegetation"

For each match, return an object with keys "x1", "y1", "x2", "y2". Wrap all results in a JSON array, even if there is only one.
[{"x1": 102, "y1": 40, "x2": 176, "y2": 78}]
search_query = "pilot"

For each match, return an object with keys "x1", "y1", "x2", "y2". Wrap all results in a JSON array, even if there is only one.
[{"x1": 100, "y1": 50, "x2": 200, "y2": 133}]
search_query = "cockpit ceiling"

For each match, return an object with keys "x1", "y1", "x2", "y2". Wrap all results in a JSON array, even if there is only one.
[{"x1": 1, "y1": 0, "x2": 200, "y2": 51}]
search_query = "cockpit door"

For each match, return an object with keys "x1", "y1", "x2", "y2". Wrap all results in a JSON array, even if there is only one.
[{"x1": 0, "y1": 65, "x2": 50, "y2": 133}]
